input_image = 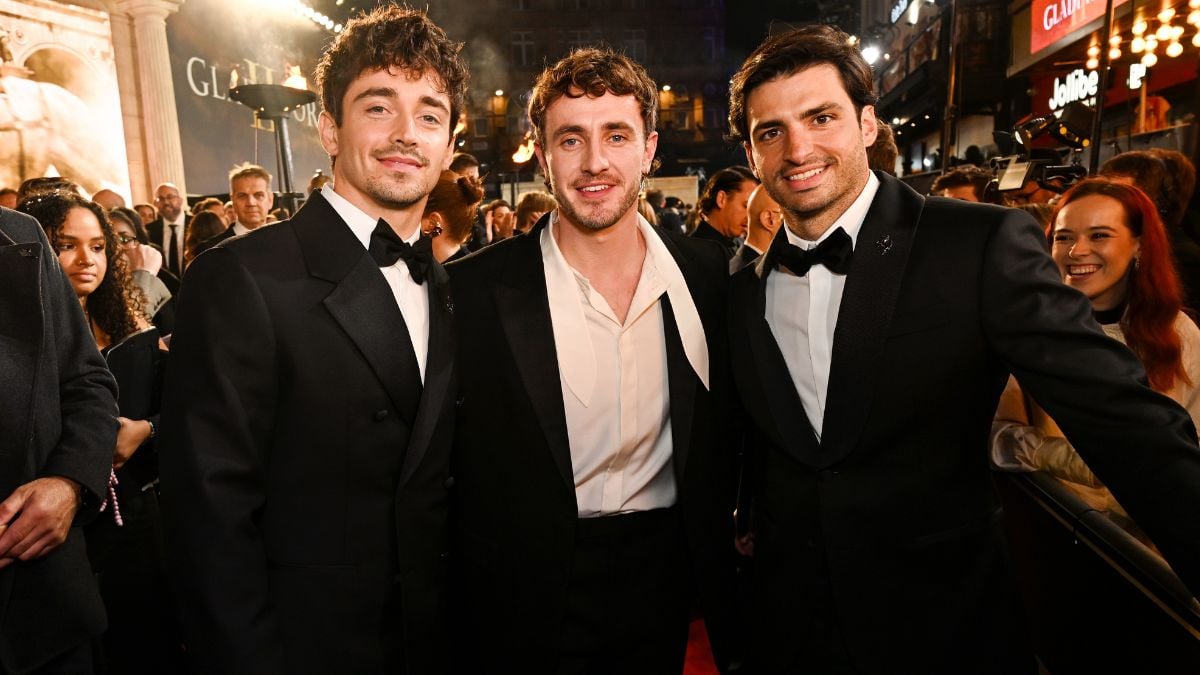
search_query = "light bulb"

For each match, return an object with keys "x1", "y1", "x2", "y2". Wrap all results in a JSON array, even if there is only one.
[
  {"x1": 1167, "y1": 40, "x2": 1184, "y2": 56},
  {"x1": 1143, "y1": 51, "x2": 1159, "y2": 66},
  {"x1": 1109, "y1": 33, "x2": 1122, "y2": 46},
  {"x1": 1146, "y1": 36, "x2": 1160, "y2": 50},
  {"x1": 1159, "y1": 7, "x2": 1176, "y2": 21},
  {"x1": 1086, "y1": 57, "x2": 1100, "y2": 69},
  {"x1": 1156, "y1": 23, "x2": 1172, "y2": 41},
  {"x1": 1132, "y1": 36, "x2": 1146, "y2": 52},
  {"x1": 1188, "y1": 9, "x2": 1200, "y2": 24},
  {"x1": 1194, "y1": 31, "x2": 1200, "y2": 46},
  {"x1": 1133, "y1": 18, "x2": 1148, "y2": 34},
  {"x1": 1087, "y1": 44, "x2": 1101, "y2": 57},
  {"x1": 1109, "y1": 47, "x2": 1122, "y2": 59},
  {"x1": 1171, "y1": 25, "x2": 1185, "y2": 39}
]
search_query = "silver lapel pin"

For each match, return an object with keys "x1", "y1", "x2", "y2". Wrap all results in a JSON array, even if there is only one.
[{"x1": 875, "y1": 234, "x2": 893, "y2": 255}]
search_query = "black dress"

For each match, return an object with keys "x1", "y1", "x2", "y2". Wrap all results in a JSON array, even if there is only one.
[{"x1": 86, "y1": 327, "x2": 181, "y2": 674}]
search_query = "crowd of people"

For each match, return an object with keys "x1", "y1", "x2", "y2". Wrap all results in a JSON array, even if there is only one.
[{"x1": 3, "y1": 4, "x2": 1200, "y2": 675}]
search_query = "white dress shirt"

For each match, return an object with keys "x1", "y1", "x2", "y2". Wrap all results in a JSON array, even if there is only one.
[
  {"x1": 765, "y1": 172, "x2": 879, "y2": 439},
  {"x1": 162, "y1": 211, "x2": 186, "y2": 268},
  {"x1": 321, "y1": 184, "x2": 429, "y2": 381},
  {"x1": 231, "y1": 221, "x2": 251, "y2": 237},
  {"x1": 541, "y1": 212, "x2": 709, "y2": 517}
]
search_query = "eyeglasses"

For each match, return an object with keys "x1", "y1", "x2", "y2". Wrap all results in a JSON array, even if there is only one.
[
  {"x1": 154, "y1": 194, "x2": 181, "y2": 204},
  {"x1": 116, "y1": 234, "x2": 138, "y2": 246}
]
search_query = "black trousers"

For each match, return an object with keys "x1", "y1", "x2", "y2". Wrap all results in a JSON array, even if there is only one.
[{"x1": 556, "y1": 507, "x2": 692, "y2": 675}]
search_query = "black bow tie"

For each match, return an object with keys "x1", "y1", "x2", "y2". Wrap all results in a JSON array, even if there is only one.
[
  {"x1": 771, "y1": 227, "x2": 853, "y2": 276},
  {"x1": 368, "y1": 219, "x2": 433, "y2": 284}
]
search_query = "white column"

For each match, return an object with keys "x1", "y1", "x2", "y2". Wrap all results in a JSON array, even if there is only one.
[
  {"x1": 115, "y1": 0, "x2": 186, "y2": 196},
  {"x1": 105, "y1": 5, "x2": 150, "y2": 203}
]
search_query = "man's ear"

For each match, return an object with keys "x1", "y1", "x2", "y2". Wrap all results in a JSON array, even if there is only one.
[
  {"x1": 744, "y1": 142, "x2": 759, "y2": 178},
  {"x1": 715, "y1": 189, "x2": 728, "y2": 210},
  {"x1": 860, "y1": 105, "x2": 879, "y2": 148},
  {"x1": 318, "y1": 111, "x2": 340, "y2": 158}
]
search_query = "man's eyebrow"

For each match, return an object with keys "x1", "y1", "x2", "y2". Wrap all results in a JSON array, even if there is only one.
[
  {"x1": 551, "y1": 121, "x2": 636, "y2": 139},
  {"x1": 750, "y1": 102, "x2": 841, "y2": 134},
  {"x1": 352, "y1": 86, "x2": 396, "y2": 103}
]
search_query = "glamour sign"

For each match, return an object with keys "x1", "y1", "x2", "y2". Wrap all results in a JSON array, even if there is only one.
[{"x1": 1030, "y1": 0, "x2": 1129, "y2": 54}]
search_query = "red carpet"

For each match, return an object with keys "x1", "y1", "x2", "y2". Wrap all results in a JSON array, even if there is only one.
[{"x1": 683, "y1": 618, "x2": 719, "y2": 675}]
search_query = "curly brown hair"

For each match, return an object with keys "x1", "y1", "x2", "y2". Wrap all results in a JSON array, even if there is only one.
[
  {"x1": 528, "y1": 46, "x2": 658, "y2": 146},
  {"x1": 315, "y1": 5, "x2": 468, "y2": 135},
  {"x1": 19, "y1": 191, "x2": 143, "y2": 342}
]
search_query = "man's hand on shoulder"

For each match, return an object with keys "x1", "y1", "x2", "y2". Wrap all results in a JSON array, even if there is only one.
[{"x1": 0, "y1": 476, "x2": 83, "y2": 569}]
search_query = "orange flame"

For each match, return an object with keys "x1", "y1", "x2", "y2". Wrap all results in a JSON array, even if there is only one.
[{"x1": 512, "y1": 135, "x2": 535, "y2": 163}]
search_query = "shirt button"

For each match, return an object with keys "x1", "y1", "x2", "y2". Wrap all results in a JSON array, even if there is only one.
[{"x1": 374, "y1": 409, "x2": 390, "y2": 421}]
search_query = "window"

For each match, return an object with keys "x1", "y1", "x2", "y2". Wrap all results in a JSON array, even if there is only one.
[
  {"x1": 623, "y1": 29, "x2": 647, "y2": 62},
  {"x1": 702, "y1": 27, "x2": 719, "y2": 63},
  {"x1": 512, "y1": 31, "x2": 535, "y2": 66},
  {"x1": 565, "y1": 29, "x2": 596, "y2": 50}
]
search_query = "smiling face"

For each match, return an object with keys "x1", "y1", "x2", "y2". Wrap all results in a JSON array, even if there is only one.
[
  {"x1": 535, "y1": 91, "x2": 658, "y2": 233},
  {"x1": 154, "y1": 184, "x2": 183, "y2": 222},
  {"x1": 319, "y1": 67, "x2": 454, "y2": 223},
  {"x1": 55, "y1": 206, "x2": 108, "y2": 299},
  {"x1": 743, "y1": 64, "x2": 877, "y2": 238},
  {"x1": 1052, "y1": 194, "x2": 1140, "y2": 311}
]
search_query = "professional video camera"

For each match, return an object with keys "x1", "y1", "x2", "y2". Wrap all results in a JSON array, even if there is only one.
[{"x1": 989, "y1": 100, "x2": 1094, "y2": 195}]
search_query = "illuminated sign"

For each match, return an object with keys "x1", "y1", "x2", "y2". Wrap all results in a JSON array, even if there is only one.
[
  {"x1": 1030, "y1": 0, "x2": 1129, "y2": 54},
  {"x1": 1128, "y1": 63, "x2": 1146, "y2": 89},
  {"x1": 890, "y1": 0, "x2": 910, "y2": 23},
  {"x1": 1048, "y1": 68, "x2": 1098, "y2": 110}
]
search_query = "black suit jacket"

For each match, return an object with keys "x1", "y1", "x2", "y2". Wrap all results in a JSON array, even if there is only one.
[
  {"x1": 730, "y1": 173, "x2": 1200, "y2": 674},
  {"x1": 147, "y1": 214, "x2": 192, "y2": 277},
  {"x1": 0, "y1": 209, "x2": 118, "y2": 673},
  {"x1": 160, "y1": 193, "x2": 456, "y2": 675},
  {"x1": 191, "y1": 225, "x2": 237, "y2": 259},
  {"x1": 691, "y1": 218, "x2": 736, "y2": 256},
  {"x1": 447, "y1": 217, "x2": 740, "y2": 671}
]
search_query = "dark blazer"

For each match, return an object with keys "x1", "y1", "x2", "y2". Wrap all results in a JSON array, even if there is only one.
[
  {"x1": 730, "y1": 172, "x2": 1200, "y2": 674},
  {"x1": 159, "y1": 193, "x2": 456, "y2": 675},
  {"x1": 729, "y1": 243, "x2": 761, "y2": 275},
  {"x1": 446, "y1": 217, "x2": 740, "y2": 672},
  {"x1": 146, "y1": 214, "x2": 192, "y2": 277},
  {"x1": 691, "y1": 218, "x2": 736, "y2": 256},
  {"x1": 191, "y1": 225, "x2": 237, "y2": 259},
  {"x1": 0, "y1": 209, "x2": 118, "y2": 673}
]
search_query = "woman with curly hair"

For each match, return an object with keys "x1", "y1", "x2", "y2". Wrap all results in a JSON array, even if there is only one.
[
  {"x1": 17, "y1": 190, "x2": 180, "y2": 672},
  {"x1": 993, "y1": 178, "x2": 1200, "y2": 525}
]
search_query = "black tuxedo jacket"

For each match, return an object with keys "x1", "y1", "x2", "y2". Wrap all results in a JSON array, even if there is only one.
[
  {"x1": 446, "y1": 217, "x2": 740, "y2": 671},
  {"x1": 160, "y1": 193, "x2": 456, "y2": 675},
  {"x1": 730, "y1": 172, "x2": 1200, "y2": 674},
  {"x1": 191, "y1": 225, "x2": 237, "y2": 259},
  {"x1": 0, "y1": 209, "x2": 118, "y2": 672},
  {"x1": 691, "y1": 218, "x2": 736, "y2": 256},
  {"x1": 147, "y1": 213, "x2": 192, "y2": 276}
]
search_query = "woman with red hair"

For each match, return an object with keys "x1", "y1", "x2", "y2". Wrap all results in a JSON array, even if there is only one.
[{"x1": 993, "y1": 178, "x2": 1200, "y2": 515}]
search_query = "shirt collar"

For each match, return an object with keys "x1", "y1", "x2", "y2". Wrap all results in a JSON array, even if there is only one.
[
  {"x1": 784, "y1": 171, "x2": 880, "y2": 250},
  {"x1": 321, "y1": 183, "x2": 419, "y2": 248},
  {"x1": 167, "y1": 211, "x2": 185, "y2": 228},
  {"x1": 232, "y1": 221, "x2": 250, "y2": 237},
  {"x1": 540, "y1": 212, "x2": 710, "y2": 407}
]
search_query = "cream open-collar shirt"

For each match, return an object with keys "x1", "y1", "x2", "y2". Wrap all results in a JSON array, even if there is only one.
[
  {"x1": 766, "y1": 172, "x2": 879, "y2": 439},
  {"x1": 541, "y1": 212, "x2": 709, "y2": 517},
  {"x1": 321, "y1": 184, "x2": 429, "y2": 381}
]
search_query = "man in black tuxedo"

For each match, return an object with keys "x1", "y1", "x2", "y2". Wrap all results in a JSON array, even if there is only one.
[
  {"x1": 193, "y1": 164, "x2": 275, "y2": 257},
  {"x1": 145, "y1": 183, "x2": 190, "y2": 278},
  {"x1": 727, "y1": 25, "x2": 1200, "y2": 673},
  {"x1": 159, "y1": 7, "x2": 464, "y2": 674},
  {"x1": 448, "y1": 48, "x2": 740, "y2": 673},
  {"x1": 0, "y1": 207, "x2": 118, "y2": 673}
]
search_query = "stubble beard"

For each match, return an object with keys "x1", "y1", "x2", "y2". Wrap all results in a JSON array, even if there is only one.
[
  {"x1": 769, "y1": 156, "x2": 869, "y2": 236},
  {"x1": 550, "y1": 173, "x2": 642, "y2": 232}
]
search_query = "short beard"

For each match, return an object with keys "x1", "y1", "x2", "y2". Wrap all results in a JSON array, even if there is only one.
[
  {"x1": 362, "y1": 175, "x2": 431, "y2": 210},
  {"x1": 549, "y1": 174, "x2": 642, "y2": 232}
]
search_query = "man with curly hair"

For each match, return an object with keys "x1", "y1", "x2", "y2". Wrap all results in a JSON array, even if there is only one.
[
  {"x1": 160, "y1": 6, "x2": 464, "y2": 673},
  {"x1": 448, "y1": 46, "x2": 741, "y2": 673}
]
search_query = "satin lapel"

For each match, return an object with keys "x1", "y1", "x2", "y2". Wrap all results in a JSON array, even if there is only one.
[
  {"x1": 493, "y1": 221, "x2": 574, "y2": 491},
  {"x1": 400, "y1": 263, "x2": 454, "y2": 486},
  {"x1": 655, "y1": 230, "x2": 696, "y2": 485},
  {"x1": 0, "y1": 228, "x2": 41, "y2": 496},
  {"x1": 742, "y1": 241, "x2": 823, "y2": 465},
  {"x1": 294, "y1": 194, "x2": 421, "y2": 425},
  {"x1": 819, "y1": 173, "x2": 925, "y2": 467}
]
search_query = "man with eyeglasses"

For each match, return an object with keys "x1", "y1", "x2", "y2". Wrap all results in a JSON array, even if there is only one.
[{"x1": 146, "y1": 183, "x2": 190, "y2": 277}]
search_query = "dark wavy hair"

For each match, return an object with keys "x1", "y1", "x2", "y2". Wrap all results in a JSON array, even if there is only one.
[
  {"x1": 19, "y1": 191, "x2": 142, "y2": 342},
  {"x1": 1101, "y1": 150, "x2": 1196, "y2": 231},
  {"x1": 315, "y1": 5, "x2": 468, "y2": 135},
  {"x1": 728, "y1": 24, "x2": 877, "y2": 144},
  {"x1": 528, "y1": 46, "x2": 658, "y2": 146},
  {"x1": 1050, "y1": 178, "x2": 1187, "y2": 392},
  {"x1": 423, "y1": 169, "x2": 484, "y2": 243}
]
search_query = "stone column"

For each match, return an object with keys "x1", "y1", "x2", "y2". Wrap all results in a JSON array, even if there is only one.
[
  {"x1": 105, "y1": 5, "x2": 149, "y2": 203},
  {"x1": 114, "y1": 0, "x2": 186, "y2": 196}
]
